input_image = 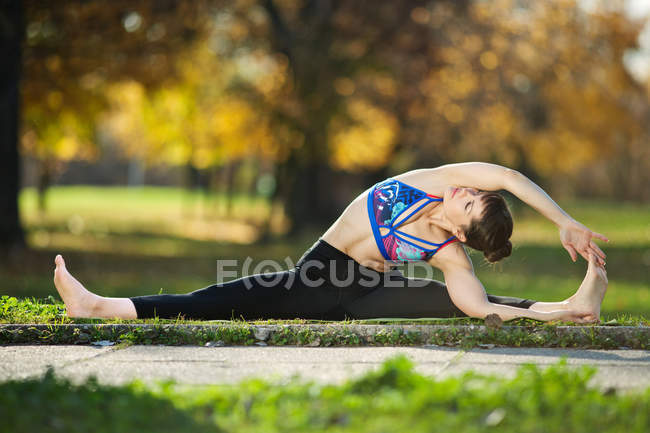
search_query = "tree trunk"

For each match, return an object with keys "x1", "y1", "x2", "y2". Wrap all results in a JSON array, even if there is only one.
[
  {"x1": 285, "y1": 159, "x2": 337, "y2": 236},
  {"x1": 0, "y1": 0, "x2": 25, "y2": 253}
]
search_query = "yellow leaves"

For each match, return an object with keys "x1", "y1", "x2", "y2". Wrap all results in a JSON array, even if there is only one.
[
  {"x1": 103, "y1": 81, "x2": 148, "y2": 158},
  {"x1": 109, "y1": 80, "x2": 146, "y2": 107},
  {"x1": 515, "y1": 41, "x2": 537, "y2": 65},
  {"x1": 334, "y1": 77, "x2": 355, "y2": 96},
  {"x1": 440, "y1": 47, "x2": 465, "y2": 65},
  {"x1": 481, "y1": 104, "x2": 515, "y2": 140},
  {"x1": 329, "y1": 99, "x2": 398, "y2": 171},
  {"x1": 53, "y1": 136, "x2": 83, "y2": 160},
  {"x1": 413, "y1": 0, "x2": 640, "y2": 183},
  {"x1": 531, "y1": 26, "x2": 548, "y2": 46},
  {"x1": 45, "y1": 55, "x2": 61, "y2": 72},
  {"x1": 410, "y1": 7, "x2": 430, "y2": 25},
  {"x1": 462, "y1": 35, "x2": 483, "y2": 55},
  {"x1": 373, "y1": 75, "x2": 396, "y2": 97},
  {"x1": 429, "y1": 2, "x2": 454, "y2": 29},
  {"x1": 213, "y1": 99, "x2": 249, "y2": 135},
  {"x1": 21, "y1": 0, "x2": 644, "y2": 188},
  {"x1": 529, "y1": 130, "x2": 597, "y2": 176},
  {"x1": 489, "y1": 34, "x2": 509, "y2": 54},
  {"x1": 212, "y1": 97, "x2": 261, "y2": 160},
  {"x1": 480, "y1": 51, "x2": 499, "y2": 70},
  {"x1": 101, "y1": 36, "x2": 286, "y2": 169},
  {"x1": 22, "y1": 102, "x2": 97, "y2": 161},
  {"x1": 443, "y1": 104, "x2": 464, "y2": 123},
  {"x1": 161, "y1": 89, "x2": 189, "y2": 118},
  {"x1": 104, "y1": 75, "x2": 285, "y2": 169},
  {"x1": 228, "y1": 20, "x2": 249, "y2": 42},
  {"x1": 426, "y1": 67, "x2": 478, "y2": 100},
  {"x1": 46, "y1": 91, "x2": 63, "y2": 110}
]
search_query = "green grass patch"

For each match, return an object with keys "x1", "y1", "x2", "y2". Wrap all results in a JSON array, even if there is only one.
[
  {"x1": 2, "y1": 297, "x2": 648, "y2": 349},
  {"x1": 3, "y1": 295, "x2": 649, "y2": 327},
  {"x1": 1, "y1": 356, "x2": 649, "y2": 433}
]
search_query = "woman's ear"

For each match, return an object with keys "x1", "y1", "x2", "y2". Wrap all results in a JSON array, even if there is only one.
[{"x1": 454, "y1": 227, "x2": 467, "y2": 242}]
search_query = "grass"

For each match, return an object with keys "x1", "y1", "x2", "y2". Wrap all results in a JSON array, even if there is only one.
[
  {"x1": 1, "y1": 186, "x2": 648, "y2": 319},
  {"x1": 2, "y1": 295, "x2": 649, "y2": 327},
  {"x1": 1, "y1": 356, "x2": 649, "y2": 433},
  {"x1": 2, "y1": 297, "x2": 648, "y2": 349}
]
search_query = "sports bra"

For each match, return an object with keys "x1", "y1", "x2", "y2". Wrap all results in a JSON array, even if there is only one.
[{"x1": 367, "y1": 178, "x2": 458, "y2": 262}]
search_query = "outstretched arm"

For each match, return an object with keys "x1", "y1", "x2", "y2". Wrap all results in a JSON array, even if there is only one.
[
  {"x1": 433, "y1": 162, "x2": 609, "y2": 264},
  {"x1": 438, "y1": 252, "x2": 592, "y2": 322}
]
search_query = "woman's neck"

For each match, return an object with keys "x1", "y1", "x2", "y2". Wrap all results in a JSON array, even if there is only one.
[{"x1": 426, "y1": 203, "x2": 456, "y2": 236}]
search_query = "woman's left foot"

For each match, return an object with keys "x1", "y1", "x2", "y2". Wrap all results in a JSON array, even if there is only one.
[{"x1": 53, "y1": 255, "x2": 100, "y2": 318}]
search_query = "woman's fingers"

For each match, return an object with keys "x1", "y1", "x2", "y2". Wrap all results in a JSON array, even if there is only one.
[
  {"x1": 579, "y1": 250, "x2": 592, "y2": 264},
  {"x1": 591, "y1": 242, "x2": 607, "y2": 260},
  {"x1": 577, "y1": 246, "x2": 603, "y2": 266},
  {"x1": 590, "y1": 241, "x2": 606, "y2": 259},
  {"x1": 592, "y1": 231, "x2": 609, "y2": 242},
  {"x1": 583, "y1": 248, "x2": 605, "y2": 265},
  {"x1": 564, "y1": 244, "x2": 578, "y2": 262}
]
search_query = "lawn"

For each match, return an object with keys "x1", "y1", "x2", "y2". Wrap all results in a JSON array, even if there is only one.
[
  {"x1": 1, "y1": 356, "x2": 649, "y2": 433},
  {"x1": 1, "y1": 186, "x2": 648, "y2": 318}
]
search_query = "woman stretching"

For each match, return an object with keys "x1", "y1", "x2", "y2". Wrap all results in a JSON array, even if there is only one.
[{"x1": 53, "y1": 162, "x2": 609, "y2": 323}]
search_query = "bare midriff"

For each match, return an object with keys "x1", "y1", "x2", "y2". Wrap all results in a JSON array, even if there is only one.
[{"x1": 319, "y1": 169, "x2": 448, "y2": 273}]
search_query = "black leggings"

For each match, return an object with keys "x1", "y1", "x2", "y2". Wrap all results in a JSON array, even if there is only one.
[{"x1": 130, "y1": 238, "x2": 536, "y2": 320}]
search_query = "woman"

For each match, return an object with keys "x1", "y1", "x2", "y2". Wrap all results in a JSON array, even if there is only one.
[{"x1": 53, "y1": 162, "x2": 609, "y2": 323}]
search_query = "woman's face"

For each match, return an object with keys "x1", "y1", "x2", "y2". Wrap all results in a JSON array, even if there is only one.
[{"x1": 443, "y1": 186, "x2": 486, "y2": 230}]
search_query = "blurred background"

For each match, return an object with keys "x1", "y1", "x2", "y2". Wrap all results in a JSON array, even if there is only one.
[{"x1": 0, "y1": 0, "x2": 648, "y2": 317}]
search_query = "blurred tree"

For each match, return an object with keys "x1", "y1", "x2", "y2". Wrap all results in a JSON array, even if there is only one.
[
  {"x1": 222, "y1": 0, "x2": 442, "y2": 236},
  {"x1": 12, "y1": 0, "x2": 650, "y2": 250},
  {"x1": 101, "y1": 43, "x2": 283, "y2": 213},
  {"x1": 413, "y1": 0, "x2": 649, "y2": 199},
  {"x1": 0, "y1": 0, "x2": 25, "y2": 253},
  {"x1": 21, "y1": 0, "x2": 215, "y2": 210}
]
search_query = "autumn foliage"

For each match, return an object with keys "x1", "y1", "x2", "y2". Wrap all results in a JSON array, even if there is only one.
[{"x1": 20, "y1": 0, "x2": 650, "y2": 224}]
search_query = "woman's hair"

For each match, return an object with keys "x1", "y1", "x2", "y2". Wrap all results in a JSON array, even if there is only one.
[{"x1": 461, "y1": 192, "x2": 513, "y2": 263}]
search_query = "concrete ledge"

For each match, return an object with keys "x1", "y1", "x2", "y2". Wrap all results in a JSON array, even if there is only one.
[{"x1": 1, "y1": 323, "x2": 648, "y2": 349}]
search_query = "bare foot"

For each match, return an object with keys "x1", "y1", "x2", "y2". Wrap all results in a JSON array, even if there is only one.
[
  {"x1": 53, "y1": 255, "x2": 100, "y2": 318},
  {"x1": 567, "y1": 255, "x2": 608, "y2": 323}
]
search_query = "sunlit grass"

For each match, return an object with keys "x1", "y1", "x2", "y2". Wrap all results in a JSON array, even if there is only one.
[
  {"x1": 20, "y1": 186, "x2": 280, "y2": 246},
  {"x1": 511, "y1": 199, "x2": 650, "y2": 246}
]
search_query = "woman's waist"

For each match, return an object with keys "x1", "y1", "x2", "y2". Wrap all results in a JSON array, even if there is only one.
[{"x1": 298, "y1": 238, "x2": 397, "y2": 277}]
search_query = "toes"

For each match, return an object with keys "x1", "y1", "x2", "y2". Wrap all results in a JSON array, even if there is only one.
[
  {"x1": 586, "y1": 253, "x2": 606, "y2": 274},
  {"x1": 587, "y1": 252, "x2": 597, "y2": 266},
  {"x1": 55, "y1": 254, "x2": 65, "y2": 269},
  {"x1": 594, "y1": 265, "x2": 608, "y2": 283}
]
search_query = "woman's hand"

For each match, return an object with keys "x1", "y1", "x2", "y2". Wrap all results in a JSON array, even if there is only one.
[{"x1": 559, "y1": 219, "x2": 608, "y2": 266}]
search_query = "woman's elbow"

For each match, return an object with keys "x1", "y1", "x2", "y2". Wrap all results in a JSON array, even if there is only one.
[
  {"x1": 501, "y1": 167, "x2": 524, "y2": 189},
  {"x1": 503, "y1": 167, "x2": 522, "y2": 179}
]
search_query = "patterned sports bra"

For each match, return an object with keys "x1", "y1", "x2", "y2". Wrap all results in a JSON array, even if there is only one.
[{"x1": 367, "y1": 178, "x2": 458, "y2": 262}]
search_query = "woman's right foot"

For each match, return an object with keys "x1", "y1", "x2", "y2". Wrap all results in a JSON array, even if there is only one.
[
  {"x1": 53, "y1": 255, "x2": 100, "y2": 318},
  {"x1": 567, "y1": 255, "x2": 608, "y2": 323}
]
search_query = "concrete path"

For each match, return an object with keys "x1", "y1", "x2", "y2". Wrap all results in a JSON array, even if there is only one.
[{"x1": 2, "y1": 345, "x2": 649, "y2": 392}]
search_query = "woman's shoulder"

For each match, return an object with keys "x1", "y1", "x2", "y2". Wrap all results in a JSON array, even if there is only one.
[{"x1": 427, "y1": 241, "x2": 474, "y2": 273}]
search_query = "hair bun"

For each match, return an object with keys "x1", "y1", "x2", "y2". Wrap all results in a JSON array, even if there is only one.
[{"x1": 484, "y1": 240, "x2": 512, "y2": 263}]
